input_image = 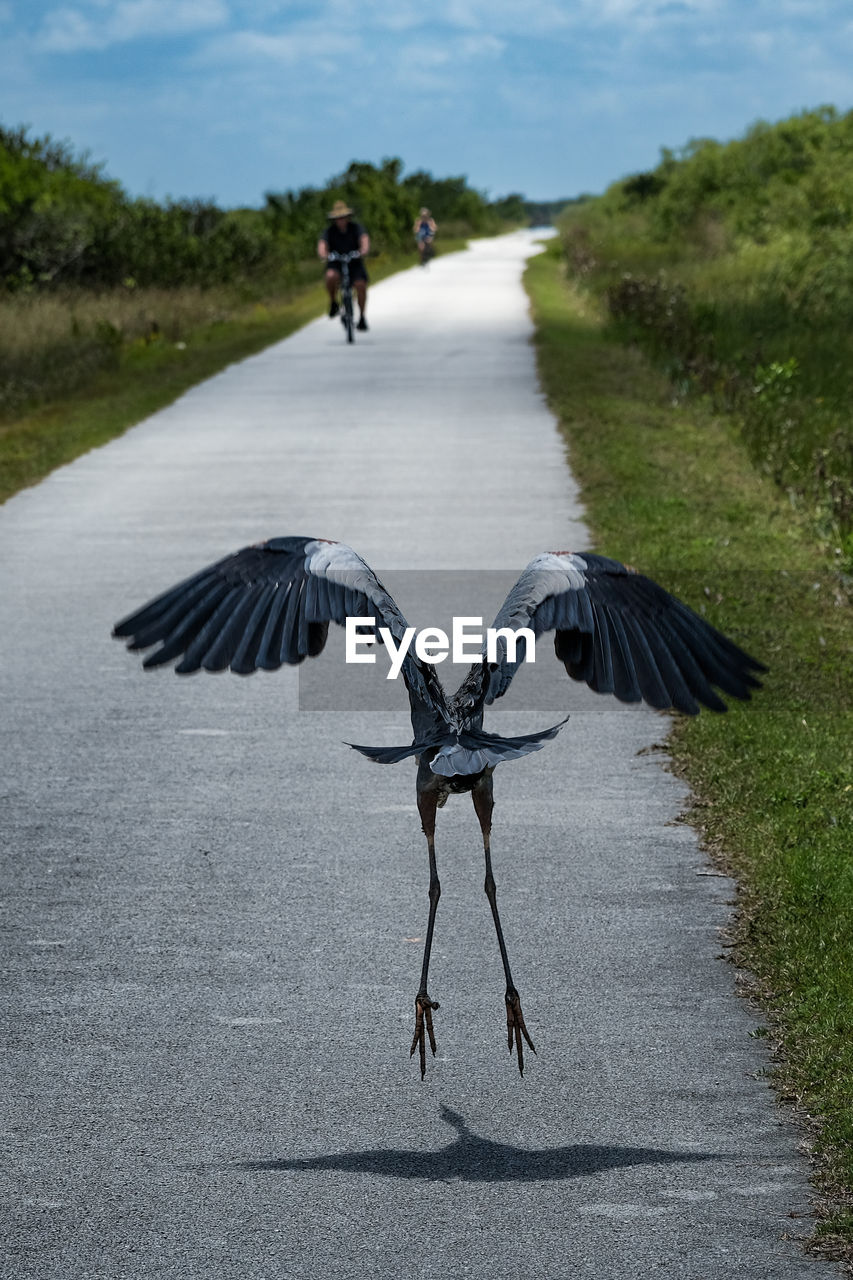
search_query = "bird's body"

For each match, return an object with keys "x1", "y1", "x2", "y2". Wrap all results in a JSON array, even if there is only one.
[
  {"x1": 418, "y1": 757, "x2": 490, "y2": 806},
  {"x1": 114, "y1": 536, "x2": 765, "y2": 1077}
]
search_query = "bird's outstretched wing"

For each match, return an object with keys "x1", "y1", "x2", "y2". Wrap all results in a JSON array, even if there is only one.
[
  {"x1": 480, "y1": 551, "x2": 765, "y2": 714},
  {"x1": 112, "y1": 536, "x2": 444, "y2": 713}
]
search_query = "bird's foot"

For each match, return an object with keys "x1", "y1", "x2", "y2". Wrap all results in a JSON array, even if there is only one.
[
  {"x1": 506, "y1": 988, "x2": 536, "y2": 1076},
  {"x1": 410, "y1": 992, "x2": 440, "y2": 1080}
]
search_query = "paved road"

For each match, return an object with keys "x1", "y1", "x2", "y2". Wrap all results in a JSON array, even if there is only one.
[{"x1": 3, "y1": 232, "x2": 840, "y2": 1278}]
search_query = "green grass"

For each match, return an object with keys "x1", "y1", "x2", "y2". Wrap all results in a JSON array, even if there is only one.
[
  {"x1": 525, "y1": 241, "x2": 853, "y2": 1259},
  {"x1": 0, "y1": 284, "x2": 326, "y2": 503},
  {"x1": 559, "y1": 207, "x2": 853, "y2": 563},
  {"x1": 0, "y1": 243, "x2": 468, "y2": 505}
]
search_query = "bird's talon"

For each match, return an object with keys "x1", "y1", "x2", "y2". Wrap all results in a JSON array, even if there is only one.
[
  {"x1": 410, "y1": 994, "x2": 439, "y2": 1079},
  {"x1": 505, "y1": 990, "x2": 535, "y2": 1076}
]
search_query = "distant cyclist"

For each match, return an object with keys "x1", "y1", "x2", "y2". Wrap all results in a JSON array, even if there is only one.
[
  {"x1": 318, "y1": 200, "x2": 370, "y2": 331},
  {"x1": 414, "y1": 207, "x2": 437, "y2": 264}
]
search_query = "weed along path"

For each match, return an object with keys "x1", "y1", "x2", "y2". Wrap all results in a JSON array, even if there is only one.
[{"x1": 1, "y1": 231, "x2": 840, "y2": 1278}]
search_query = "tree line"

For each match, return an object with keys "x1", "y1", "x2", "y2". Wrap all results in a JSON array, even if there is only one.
[{"x1": 0, "y1": 127, "x2": 528, "y2": 292}]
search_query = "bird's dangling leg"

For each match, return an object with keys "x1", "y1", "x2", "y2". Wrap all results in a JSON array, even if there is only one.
[
  {"x1": 411, "y1": 786, "x2": 441, "y2": 1079},
  {"x1": 472, "y1": 774, "x2": 536, "y2": 1076}
]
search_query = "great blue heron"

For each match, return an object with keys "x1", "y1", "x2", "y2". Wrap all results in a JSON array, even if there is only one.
[{"x1": 113, "y1": 536, "x2": 764, "y2": 1078}]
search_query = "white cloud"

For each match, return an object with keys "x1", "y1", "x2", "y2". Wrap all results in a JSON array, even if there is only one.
[
  {"x1": 390, "y1": 30, "x2": 504, "y2": 91},
  {"x1": 366, "y1": 0, "x2": 722, "y2": 36},
  {"x1": 37, "y1": 7, "x2": 92, "y2": 50},
  {"x1": 194, "y1": 25, "x2": 358, "y2": 72},
  {"x1": 457, "y1": 33, "x2": 505, "y2": 57},
  {"x1": 36, "y1": 0, "x2": 229, "y2": 51},
  {"x1": 194, "y1": 16, "x2": 503, "y2": 90},
  {"x1": 224, "y1": 0, "x2": 572, "y2": 39},
  {"x1": 441, "y1": 0, "x2": 572, "y2": 30}
]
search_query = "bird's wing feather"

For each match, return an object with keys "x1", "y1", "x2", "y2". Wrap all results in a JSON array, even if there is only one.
[
  {"x1": 483, "y1": 551, "x2": 765, "y2": 714},
  {"x1": 113, "y1": 536, "x2": 447, "y2": 718}
]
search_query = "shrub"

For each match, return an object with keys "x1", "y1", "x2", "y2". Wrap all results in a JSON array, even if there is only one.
[{"x1": 559, "y1": 107, "x2": 853, "y2": 555}]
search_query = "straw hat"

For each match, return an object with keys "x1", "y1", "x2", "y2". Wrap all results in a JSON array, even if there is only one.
[{"x1": 328, "y1": 200, "x2": 354, "y2": 218}]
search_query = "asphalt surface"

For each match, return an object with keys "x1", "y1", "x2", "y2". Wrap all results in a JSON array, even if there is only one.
[{"x1": 2, "y1": 231, "x2": 841, "y2": 1278}]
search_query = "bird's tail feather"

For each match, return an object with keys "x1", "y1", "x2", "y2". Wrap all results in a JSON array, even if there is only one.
[
  {"x1": 347, "y1": 717, "x2": 569, "y2": 775},
  {"x1": 346, "y1": 740, "x2": 429, "y2": 764},
  {"x1": 429, "y1": 717, "x2": 569, "y2": 777}
]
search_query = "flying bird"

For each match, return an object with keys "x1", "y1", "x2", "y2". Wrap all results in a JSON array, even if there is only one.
[{"x1": 113, "y1": 536, "x2": 764, "y2": 1078}]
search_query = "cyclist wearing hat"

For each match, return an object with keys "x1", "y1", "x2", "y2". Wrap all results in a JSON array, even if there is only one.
[{"x1": 318, "y1": 200, "x2": 370, "y2": 331}]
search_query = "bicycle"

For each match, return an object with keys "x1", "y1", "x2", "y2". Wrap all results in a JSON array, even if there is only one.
[
  {"x1": 417, "y1": 236, "x2": 435, "y2": 266},
  {"x1": 326, "y1": 250, "x2": 361, "y2": 343}
]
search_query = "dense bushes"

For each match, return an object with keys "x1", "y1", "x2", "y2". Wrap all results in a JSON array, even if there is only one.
[
  {"x1": 0, "y1": 127, "x2": 281, "y2": 290},
  {"x1": 263, "y1": 158, "x2": 523, "y2": 261},
  {"x1": 0, "y1": 127, "x2": 519, "y2": 292},
  {"x1": 559, "y1": 106, "x2": 853, "y2": 557}
]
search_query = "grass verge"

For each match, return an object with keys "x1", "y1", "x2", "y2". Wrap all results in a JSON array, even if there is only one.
[
  {"x1": 525, "y1": 239, "x2": 853, "y2": 1259},
  {"x1": 0, "y1": 243, "x2": 466, "y2": 506}
]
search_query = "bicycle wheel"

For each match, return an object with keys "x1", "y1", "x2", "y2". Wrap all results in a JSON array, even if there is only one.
[{"x1": 342, "y1": 285, "x2": 354, "y2": 343}]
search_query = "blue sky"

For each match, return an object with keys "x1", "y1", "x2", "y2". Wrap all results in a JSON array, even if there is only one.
[{"x1": 1, "y1": 0, "x2": 852, "y2": 207}]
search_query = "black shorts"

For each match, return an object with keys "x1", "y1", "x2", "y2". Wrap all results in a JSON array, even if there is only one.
[{"x1": 325, "y1": 259, "x2": 368, "y2": 284}]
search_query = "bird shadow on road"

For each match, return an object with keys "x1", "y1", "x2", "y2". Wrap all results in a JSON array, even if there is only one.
[{"x1": 237, "y1": 1105, "x2": 718, "y2": 1184}]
